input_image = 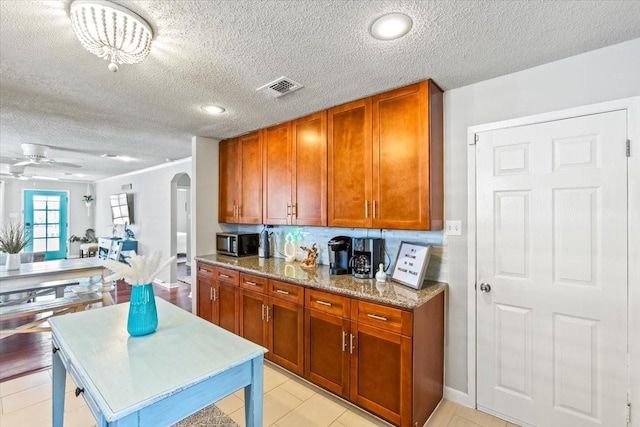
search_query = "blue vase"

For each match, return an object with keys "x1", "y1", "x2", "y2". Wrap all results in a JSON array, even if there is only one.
[{"x1": 127, "y1": 284, "x2": 158, "y2": 336}]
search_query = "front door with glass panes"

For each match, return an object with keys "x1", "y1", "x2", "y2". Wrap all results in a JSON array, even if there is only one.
[{"x1": 24, "y1": 190, "x2": 68, "y2": 260}]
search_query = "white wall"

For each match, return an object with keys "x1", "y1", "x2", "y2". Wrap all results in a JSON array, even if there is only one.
[
  {"x1": 443, "y1": 38, "x2": 640, "y2": 397},
  {"x1": 95, "y1": 158, "x2": 191, "y2": 283},
  {"x1": 0, "y1": 179, "x2": 96, "y2": 257}
]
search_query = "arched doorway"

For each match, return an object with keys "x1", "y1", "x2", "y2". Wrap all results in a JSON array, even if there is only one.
[{"x1": 170, "y1": 173, "x2": 191, "y2": 285}]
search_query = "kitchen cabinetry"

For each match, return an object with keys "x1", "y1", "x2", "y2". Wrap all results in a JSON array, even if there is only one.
[
  {"x1": 218, "y1": 132, "x2": 262, "y2": 224},
  {"x1": 305, "y1": 288, "x2": 443, "y2": 427},
  {"x1": 328, "y1": 80, "x2": 443, "y2": 230},
  {"x1": 239, "y1": 273, "x2": 304, "y2": 375},
  {"x1": 262, "y1": 112, "x2": 327, "y2": 226},
  {"x1": 196, "y1": 264, "x2": 239, "y2": 334},
  {"x1": 196, "y1": 258, "x2": 444, "y2": 427}
]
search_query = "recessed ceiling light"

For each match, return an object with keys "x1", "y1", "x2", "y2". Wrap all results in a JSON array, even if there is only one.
[
  {"x1": 201, "y1": 105, "x2": 226, "y2": 115},
  {"x1": 369, "y1": 13, "x2": 413, "y2": 40},
  {"x1": 101, "y1": 153, "x2": 118, "y2": 158}
]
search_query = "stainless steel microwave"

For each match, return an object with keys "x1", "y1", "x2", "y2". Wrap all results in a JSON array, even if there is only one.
[{"x1": 216, "y1": 233, "x2": 259, "y2": 257}]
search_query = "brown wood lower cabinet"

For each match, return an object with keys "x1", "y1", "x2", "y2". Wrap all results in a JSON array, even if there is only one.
[
  {"x1": 305, "y1": 288, "x2": 444, "y2": 427},
  {"x1": 239, "y1": 274, "x2": 304, "y2": 376},
  {"x1": 196, "y1": 264, "x2": 239, "y2": 334},
  {"x1": 196, "y1": 262, "x2": 444, "y2": 427}
]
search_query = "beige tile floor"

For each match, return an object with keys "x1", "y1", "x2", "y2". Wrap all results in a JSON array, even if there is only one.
[{"x1": 0, "y1": 362, "x2": 516, "y2": 427}]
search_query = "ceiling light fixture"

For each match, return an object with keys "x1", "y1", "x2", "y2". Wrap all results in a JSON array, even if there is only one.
[
  {"x1": 369, "y1": 13, "x2": 413, "y2": 40},
  {"x1": 201, "y1": 105, "x2": 226, "y2": 115},
  {"x1": 69, "y1": 0, "x2": 153, "y2": 72}
]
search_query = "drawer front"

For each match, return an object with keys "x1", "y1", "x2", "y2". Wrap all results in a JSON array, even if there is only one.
[
  {"x1": 269, "y1": 280, "x2": 303, "y2": 305},
  {"x1": 215, "y1": 267, "x2": 239, "y2": 286},
  {"x1": 197, "y1": 262, "x2": 216, "y2": 278},
  {"x1": 353, "y1": 300, "x2": 412, "y2": 335},
  {"x1": 240, "y1": 273, "x2": 267, "y2": 293},
  {"x1": 305, "y1": 289, "x2": 350, "y2": 318}
]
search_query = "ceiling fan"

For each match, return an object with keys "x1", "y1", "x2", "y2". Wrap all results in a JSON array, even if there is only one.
[
  {"x1": 12, "y1": 144, "x2": 82, "y2": 168},
  {"x1": 0, "y1": 164, "x2": 30, "y2": 180}
]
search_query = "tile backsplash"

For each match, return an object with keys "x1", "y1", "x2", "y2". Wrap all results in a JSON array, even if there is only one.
[{"x1": 220, "y1": 224, "x2": 448, "y2": 284}]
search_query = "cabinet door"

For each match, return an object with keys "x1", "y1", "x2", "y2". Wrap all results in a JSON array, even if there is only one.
[
  {"x1": 196, "y1": 276, "x2": 213, "y2": 322},
  {"x1": 372, "y1": 81, "x2": 430, "y2": 230},
  {"x1": 291, "y1": 112, "x2": 327, "y2": 226},
  {"x1": 238, "y1": 132, "x2": 262, "y2": 224},
  {"x1": 350, "y1": 322, "x2": 412, "y2": 426},
  {"x1": 240, "y1": 289, "x2": 269, "y2": 348},
  {"x1": 218, "y1": 138, "x2": 239, "y2": 223},
  {"x1": 215, "y1": 282, "x2": 239, "y2": 334},
  {"x1": 304, "y1": 308, "x2": 351, "y2": 399},
  {"x1": 328, "y1": 98, "x2": 372, "y2": 228},
  {"x1": 269, "y1": 298, "x2": 304, "y2": 375},
  {"x1": 262, "y1": 122, "x2": 291, "y2": 225}
]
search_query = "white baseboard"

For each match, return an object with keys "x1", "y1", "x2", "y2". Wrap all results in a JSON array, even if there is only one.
[
  {"x1": 444, "y1": 386, "x2": 474, "y2": 408},
  {"x1": 153, "y1": 278, "x2": 179, "y2": 289}
]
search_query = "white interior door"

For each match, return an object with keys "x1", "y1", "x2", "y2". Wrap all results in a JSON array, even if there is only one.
[{"x1": 476, "y1": 111, "x2": 628, "y2": 426}]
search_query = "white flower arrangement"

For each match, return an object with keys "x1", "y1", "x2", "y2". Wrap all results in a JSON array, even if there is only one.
[{"x1": 103, "y1": 250, "x2": 175, "y2": 285}]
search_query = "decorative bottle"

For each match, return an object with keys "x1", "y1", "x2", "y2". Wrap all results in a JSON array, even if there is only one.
[{"x1": 375, "y1": 263, "x2": 387, "y2": 282}]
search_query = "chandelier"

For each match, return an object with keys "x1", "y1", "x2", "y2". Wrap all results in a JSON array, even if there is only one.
[{"x1": 69, "y1": 0, "x2": 153, "y2": 72}]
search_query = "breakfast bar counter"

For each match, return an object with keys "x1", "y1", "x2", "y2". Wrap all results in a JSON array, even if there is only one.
[{"x1": 195, "y1": 254, "x2": 445, "y2": 309}]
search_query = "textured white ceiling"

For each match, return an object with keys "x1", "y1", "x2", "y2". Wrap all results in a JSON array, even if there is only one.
[{"x1": 1, "y1": 0, "x2": 639, "y2": 182}]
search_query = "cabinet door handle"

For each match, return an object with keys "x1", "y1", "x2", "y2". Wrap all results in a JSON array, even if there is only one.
[
  {"x1": 237, "y1": 205, "x2": 242, "y2": 217},
  {"x1": 219, "y1": 274, "x2": 231, "y2": 279},
  {"x1": 364, "y1": 200, "x2": 369, "y2": 219},
  {"x1": 233, "y1": 205, "x2": 237, "y2": 217},
  {"x1": 292, "y1": 203, "x2": 297, "y2": 218},
  {"x1": 245, "y1": 280, "x2": 257, "y2": 286},
  {"x1": 342, "y1": 331, "x2": 347, "y2": 352},
  {"x1": 212, "y1": 288, "x2": 217, "y2": 301},
  {"x1": 275, "y1": 289, "x2": 290, "y2": 295},
  {"x1": 373, "y1": 200, "x2": 377, "y2": 219},
  {"x1": 261, "y1": 304, "x2": 265, "y2": 320},
  {"x1": 366, "y1": 313, "x2": 388, "y2": 322},
  {"x1": 210, "y1": 287, "x2": 213, "y2": 301},
  {"x1": 350, "y1": 333, "x2": 355, "y2": 354},
  {"x1": 316, "y1": 300, "x2": 332, "y2": 307},
  {"x1": 265, "y1": 306, "x2": 270, "y2": 322}
]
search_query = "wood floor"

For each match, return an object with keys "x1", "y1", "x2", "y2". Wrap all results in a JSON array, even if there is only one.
[{"x1": 0, "y1": 276, "x2": 192, "y2": 383}]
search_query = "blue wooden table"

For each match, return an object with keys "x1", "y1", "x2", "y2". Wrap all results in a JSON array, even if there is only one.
[{"x1": 49, "y1": 297, "x2": 267, "y2": 426}]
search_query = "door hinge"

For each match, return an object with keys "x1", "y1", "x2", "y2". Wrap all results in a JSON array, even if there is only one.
[
  {"x1": 627, "y1": 400, "x2": 632, "y2": 424},
  {"x1": 473, "y1": 134, "x2": 479, "y2": 145},
  {"x1": 626, "y1": 139, "x2": 631, "y2": 157}
]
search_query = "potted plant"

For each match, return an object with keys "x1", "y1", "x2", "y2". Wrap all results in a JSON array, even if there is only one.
[
  {"x1": 0, "y1": 220, "x2": 30, "y2": 270},
  {"x1": 69, "y1": 228, "x2": 98, "y2": 244},
  {"x1": 83, "y1": 194, "x2": 94, "y2": 207}
]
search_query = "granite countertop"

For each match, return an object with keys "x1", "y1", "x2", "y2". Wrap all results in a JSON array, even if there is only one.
[{"x1": 195, "y1": 254, "x2": 446, "y2": 310}]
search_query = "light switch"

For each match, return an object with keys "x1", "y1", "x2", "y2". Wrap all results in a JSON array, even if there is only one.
[{"x1": 445, "y1": 220, "x2": 462, "y2": 236}]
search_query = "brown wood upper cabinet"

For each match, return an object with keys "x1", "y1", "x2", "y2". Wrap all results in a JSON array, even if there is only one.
[
  {"x1": 328, "y1": 80, "x2": 443, "y2": 230},
  {"x1": 262, "y1": 112, "x2": 327, "y2": 226},
  {"x1": 218, "y1": 132, "x2": 262, "y2": 224}
]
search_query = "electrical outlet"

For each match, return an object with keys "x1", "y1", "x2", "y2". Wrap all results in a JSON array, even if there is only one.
[{"x1": 445, "y1": 220, "x2": 462, "y2": 236}]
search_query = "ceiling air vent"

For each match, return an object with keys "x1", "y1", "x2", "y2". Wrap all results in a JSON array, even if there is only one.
[{"x1": 257, "y1": 76, "x2": 304, "y2": 98}]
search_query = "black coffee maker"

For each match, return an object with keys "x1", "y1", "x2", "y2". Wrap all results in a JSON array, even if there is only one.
[
  {"x1": 351, "y1": 237, "x2": 383, "y2": 279},
  {"x1": 328, "y1": 236, "x2": 352, "y2": 275}
]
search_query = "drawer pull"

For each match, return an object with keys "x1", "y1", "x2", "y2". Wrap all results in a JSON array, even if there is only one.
[
  {"x1": 366, "y1": 313, "x2": 388, "y2": 322},
  {"x1": 219, "y1": 273, "x2": 231, "y2": 279},
  {"x1": 75, "y1": 387, "x2": 84, "y2": 397},
  {"x1": 316, "y1": 300, "x2": 332, "y2": 307},
  {"x1": 245, "y1": 280, "x2": 257, "y2": 286},
  {"x1": 275, "y1": 289, "x2": 290, "y2": 295}
]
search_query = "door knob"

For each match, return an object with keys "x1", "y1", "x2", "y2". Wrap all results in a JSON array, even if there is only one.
[{"x1": 479, "y1": 283, "x2": 491, "y2": 293}]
